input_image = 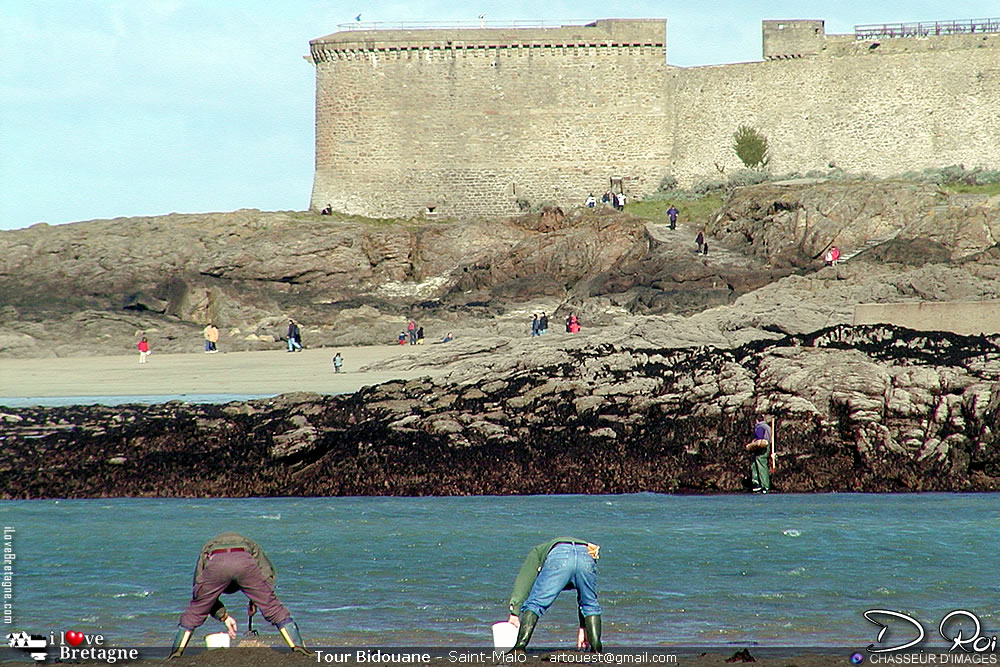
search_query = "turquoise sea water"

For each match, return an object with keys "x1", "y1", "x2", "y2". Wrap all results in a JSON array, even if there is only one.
[{"x1": 4, "y1": 494, "x2": 1000, "y2": 650}]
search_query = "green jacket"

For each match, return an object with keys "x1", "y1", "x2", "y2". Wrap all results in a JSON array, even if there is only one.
[
  {"x1": 508, "y1": 537, "x2": 592, "y2": 616},
  {"x1": 193, "y1": 532, "x2": 277, "y2": 622}
]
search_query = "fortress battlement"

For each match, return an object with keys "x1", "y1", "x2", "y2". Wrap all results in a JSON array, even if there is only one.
[
  {"x1": 764, "y1": 18, "x2": 1000, "y2": 59},
  {"x1": 308, "y1": 17, "x2": 1000, "y2": 219},
  {"x1": 309, "y1": 19, "x2": 666, "y2": 62}
]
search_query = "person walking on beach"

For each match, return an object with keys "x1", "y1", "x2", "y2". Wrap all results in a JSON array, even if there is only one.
[
  {"x1": 506, "y1": 538, "x2": 603, "y2": 653},
  {"x1": 203, "y1": 324, "x2": 219, "y2": 353},
  {"x1": 332, "y1": 352, "x2": 343, "y2": 373},
  {"x1": 137, "y1": 336, "x2": 150, "y2": 364},
  {"x1": 168, "y1": 532, "x2": 311, "y2": 658},
  {"x1": 286, "y1": 319, "x2": 302, "y2": 352},
  {"x1": 744, "y1": 414, "x2": 774, "y2": 494},
  {"x1": 666, "y1": 204, "x2": 679, "y2": 230}
]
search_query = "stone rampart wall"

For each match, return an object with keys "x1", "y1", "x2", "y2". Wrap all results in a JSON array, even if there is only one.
[
  {"x1": 854, "y1": 301, "x2": 1000, "y2": 335},
  {"x1": 668, "y1": 45, "x2": 1000, "y2": 187},
  {"x1": 310, "y1": 22, "x2": 1000, "y2": 219},
  {"x1": 311, "y1": 21, "x2": 670, "y2": 218}
]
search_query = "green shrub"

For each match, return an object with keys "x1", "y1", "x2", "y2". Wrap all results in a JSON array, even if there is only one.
[
  {"x1": 693, "y1": 179, "x2": 727, "y2": 195},
  {"x1": 732, "y1": 125, "x2": 770, "y2": 170},
  {"x1": 727, "y1": 169, "x2": 768, "y2": 188},
  {"x1": 973, "y1": 170, "x2": 1000, "y2": 185},
  {"x1": 657, "y1": 174, "x2": 679, "y2": 192},
  {"x1": 909, "y1": 165, "x2": 1000, "y2": 186}
]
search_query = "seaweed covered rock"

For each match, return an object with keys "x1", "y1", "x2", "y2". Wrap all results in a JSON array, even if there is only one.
[{"x1": 2, "y1": 325, "x2": 997, "y2": 498}]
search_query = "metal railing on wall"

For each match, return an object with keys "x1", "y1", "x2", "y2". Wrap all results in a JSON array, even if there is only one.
[
  {"x1": 855, "y1": 17, "x2": 1000, "y2": 39},
  {"x1": 336, "y1": 19, "x2": 593, "y2": 31}
]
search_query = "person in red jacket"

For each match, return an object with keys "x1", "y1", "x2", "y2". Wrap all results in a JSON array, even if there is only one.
[{"x1": 137, "y1": 337, "x2": 150, "y2": 364}]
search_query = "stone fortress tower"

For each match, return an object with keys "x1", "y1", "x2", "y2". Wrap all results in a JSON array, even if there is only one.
[{"x1": 309, "y1": 17, "x2": 1000, "y2": 219}]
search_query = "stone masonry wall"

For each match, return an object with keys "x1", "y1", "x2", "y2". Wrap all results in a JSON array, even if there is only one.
[
  {"x1": 668, "y1": 44, "x2": 1000, "y2": 186},
  {"x1": 311, "y1": 21, "x2": 670, "y2": 219},
  {"x1": 854, "y1": 301, "x2": 1000, "y2": 335},
  {"x1": 310, "y1": 21, "x2": 1000, "y2": 219}
]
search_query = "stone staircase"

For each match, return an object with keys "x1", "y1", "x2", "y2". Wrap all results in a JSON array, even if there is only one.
[{"x1": 838, "y1": 226, "x2": 904, "y2": 263}]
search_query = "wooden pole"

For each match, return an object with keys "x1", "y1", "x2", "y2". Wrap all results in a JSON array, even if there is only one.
[{"x1": 769, "y1": 418, "x2": 777, "y2": 473}]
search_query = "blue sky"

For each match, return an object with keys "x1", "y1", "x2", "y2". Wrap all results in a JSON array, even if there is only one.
[{"x1": 2, "y1": 0, "x2": 996, "y2": 230}]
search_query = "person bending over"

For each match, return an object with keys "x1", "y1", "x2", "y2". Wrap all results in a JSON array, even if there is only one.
[
  {"x1": 168, "y1": 532, "x2": 311, "y2": 658},
  {"x1": 506, "y1": 537, "x2": 603, "y2": 652}
]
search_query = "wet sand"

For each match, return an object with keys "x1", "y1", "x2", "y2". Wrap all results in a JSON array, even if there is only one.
[{"x1": 0, "y1": 345, "x2": 433, "y2": 400}]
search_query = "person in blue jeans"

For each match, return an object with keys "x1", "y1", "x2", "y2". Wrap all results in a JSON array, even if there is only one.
[{"x1": 507, "y1": 538, "x2": 603, "y2": 652}]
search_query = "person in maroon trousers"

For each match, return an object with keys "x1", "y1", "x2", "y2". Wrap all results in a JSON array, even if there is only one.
[{"x1": 168, "y1": 532, "x2": 311, "y2": 658}]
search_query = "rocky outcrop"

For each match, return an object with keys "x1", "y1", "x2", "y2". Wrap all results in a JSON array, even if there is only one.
[
  {"x1": 2, "y1": 325, "x2": 998, "y2": 498},
  {"x1": 711, "y1": 180, "x2": 1000, "y2": 266},
  {"x1": 0, "y1": 208, "x2": 656, "y2": 356},
  {"x1": 2, "y1": 180, "x2": 999, "y2": 358}
]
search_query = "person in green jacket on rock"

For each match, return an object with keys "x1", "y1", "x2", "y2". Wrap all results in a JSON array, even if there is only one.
[{"x1": 506, "y1": 538, "x2": 603, "y2": 652}]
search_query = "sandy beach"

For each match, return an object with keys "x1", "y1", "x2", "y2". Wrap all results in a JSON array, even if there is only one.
[{"x1": 0, "y1": 345, "x2": 434, "y2": 400}]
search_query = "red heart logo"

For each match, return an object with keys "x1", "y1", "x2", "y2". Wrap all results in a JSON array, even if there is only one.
[{"x1": 66, "y1": 631, "x2": 85, "y2": 647}]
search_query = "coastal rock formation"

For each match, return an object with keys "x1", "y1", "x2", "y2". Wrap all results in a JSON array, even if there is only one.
[
  {"x1": 1, "y1": 180, "x2": 997, "y2": 358},
  {"x1": 2, "y1": 325, "x2": 998, "y2": 498},
  {"x1": 712, "y1": 180, "x2": 1000, "y2": 266},
  {"x1": 3, "y1": 179, "x2": 1000, "y2": 497},
  {"x1": 0, "y1": 208, "x2": 651, "y2": 356}
]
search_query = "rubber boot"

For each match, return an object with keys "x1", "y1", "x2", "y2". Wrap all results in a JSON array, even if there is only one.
[
  {"x1": 512, "y1": 610, "x2": 539, "y2": 651},
  {"x1": 584, "y1": 615, "x2": 603, "y2": 653},
  {"x1": 167, "y1": 628, "x2": 192, "y2": 660},
  {"x1": 278, "y1": 619, "x2": 313, "y2": 656}
]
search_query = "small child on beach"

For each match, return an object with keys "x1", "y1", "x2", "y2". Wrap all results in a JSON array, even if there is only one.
[{"x1": 333, "y1": 352, "x2": 343, "y2": 373}]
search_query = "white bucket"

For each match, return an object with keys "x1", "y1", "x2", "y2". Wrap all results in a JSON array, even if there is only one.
[
  {"x1": 491, "y1": 621, "x2": 518, "y2": 650},
  {"x1": 205, "y1": 632, "x2": 231, "y2": 649}
]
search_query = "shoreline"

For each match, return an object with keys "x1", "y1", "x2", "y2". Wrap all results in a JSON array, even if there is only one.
[{"x1": 0, "y1": 345, "x2": 434, "y2": 401}]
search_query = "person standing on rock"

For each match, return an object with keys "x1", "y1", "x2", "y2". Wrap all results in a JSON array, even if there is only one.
[
  {"x1": 745, "y1": 414, "x2": 774, "y2": 494},
  {"x1": 408, "y1": 319, "x2": 417, "y2": 345},
  {"x1": 666, "y1": 204, "x2": 679, "y2": 230},
  {"x1": 286, "y1": 319, "x2": 302, "y2": 352},
  {"x1": 506, "y1": 538, "x2": 603, "y2": 653},
  {"x1": 203, "y1": 323, "x2": 219, "y2": 353},
  {"x1": 695, "y1": 230, "x2": 705, "y2": 254},
  {"x1": 539, "y1": 312, "x2": 548, "y2": 335},
  {"x1": 168, "y1": 532, "x2": 311, "y2": 658},
  {"x1": 137, "y1": 336, "x2": 150, "y2": 364},
  {"x1": 531, "y1": 313, "x2": 540, "y2": 337}
]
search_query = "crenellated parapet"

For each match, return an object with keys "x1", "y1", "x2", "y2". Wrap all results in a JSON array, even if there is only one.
[{"x1": 309, "y1": 19, "x2": 666, "y2": 63}]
